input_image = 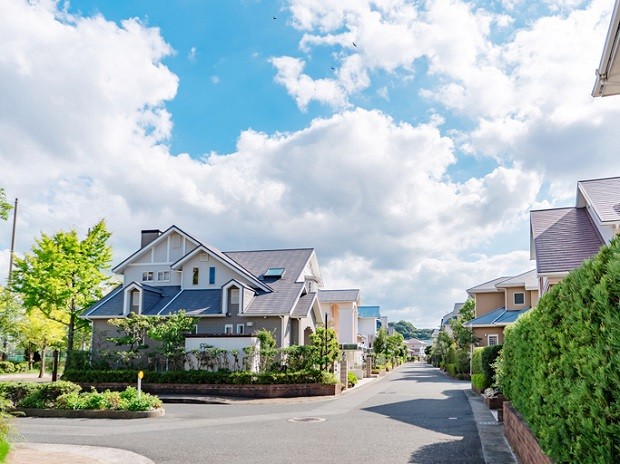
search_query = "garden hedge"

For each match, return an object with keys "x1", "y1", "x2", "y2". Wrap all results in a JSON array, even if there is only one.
[
  {"x1": 62, "y1": 369, "x2": 330, "y2": 385},
  {"x1": 502, "y1": 237, "x2": 620, "y2": 464}
]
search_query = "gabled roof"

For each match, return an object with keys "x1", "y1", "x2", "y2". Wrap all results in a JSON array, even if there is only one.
[
  {"x1": 577, "y1": 177, "x2": 620, "y2": 223},
  {"x1": 358, "y1": 306, "x2": 381, "y2": 318},
  {"x1": 467, "y1": 278, "x2": 511, "y2": 295},
  {"x1": 291, "y1": 292, "x2": 317, "y2": 317},
  {"x1": 530, "y1": 207, "x2": 605, "y2": 275},
  {"x1": 465, "y1": 307, "x2": 530, "y2": 327},
  {"x1": 83, "y1": 284, "x2": 124, "y2": 318},
  {"x1": 440, "y1": 303, "x2": 463, "y2": 327},
  {"x1": 318, "y1": 289, "x2": 360, "y2": 303},
  {"x1": 225, "y1": 248, "x2": 315, "y2": 316},
  {"x1": 495, "y1": 269, "x2": 538, "y2": 291},
  {"x1": 593, "y1": 0, "x2": 620, "y2": 97}
]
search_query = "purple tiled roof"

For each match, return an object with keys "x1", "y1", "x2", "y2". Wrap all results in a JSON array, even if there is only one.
[
  {"x1": 578, "y1": 177, "x2": 620, "y2": 223},
  {"x1": 291, "y1": 292, "x2": 316, "y2": 317},
  {"x1": 530, "y1": 207, "x2": 605, "y2": 274}
]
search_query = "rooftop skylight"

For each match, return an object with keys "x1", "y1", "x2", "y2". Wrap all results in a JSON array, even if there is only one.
[{"x1": 264, "y1": 267, "x2": 285, "y2": 278}]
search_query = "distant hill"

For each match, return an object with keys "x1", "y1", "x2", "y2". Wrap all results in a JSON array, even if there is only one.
[{"x1": 388, "y1": 320, "x2": 434, "y2": 340}]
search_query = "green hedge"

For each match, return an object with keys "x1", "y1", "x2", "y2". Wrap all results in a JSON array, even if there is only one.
[
  {"x1": 0, "y1": 381, "x2": 81, "y2": 409},
  {"x1": 62, "y1": 369, "x2": 327, "y2": 385},
  {"x1": 471, "y1": 347, "x2": 483, "y2": 375},
  {"x1": 481, "y1": 344, "x2": 502, "y2": 385},
  {"x1": 471, "y1": 373, "x2": 491, "y2": 392},
  {"x1": 502, "y1": 237, "x2": 620, "y2": 464}
]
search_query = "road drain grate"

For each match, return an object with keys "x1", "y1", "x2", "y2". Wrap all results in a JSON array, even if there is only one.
[{"x1": 288, "y1": 417, "x2": 326, "y2": 423}]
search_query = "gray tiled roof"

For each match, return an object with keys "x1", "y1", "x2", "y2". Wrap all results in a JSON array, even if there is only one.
[
  {"x1": 578, "y1": 177, "x2": 620, "y2": 223},
  {"x1": 496, "y1": 269, "x2": 538, "y2": 290},
  {"x1": 224, "y1": 249, "x2": 314, "y2": 315},
  {"x1": 160, "y1": 289, "x2": 223, "y2": 316},
  {"x1": 531, "y1": 207, "x2": 605, "y2": 274},
  {"x1": 467, "y1": 278, "x2": 510, "y2": 294},
  {"x1": 440, "y1": 303, "x2": 463, "y2": 327},
  {"x1": 318, "y1": 289, "x2": 360, "y2": 303},
  {"x1": 83, "y1": 285, "x2": 124, "y2": 317},
  {"x1": 141, "y1": 286, "x2": 182, "y2": 315},
  {"x1": 291, "y1": 292, "x2": 316, "y2": 317}
]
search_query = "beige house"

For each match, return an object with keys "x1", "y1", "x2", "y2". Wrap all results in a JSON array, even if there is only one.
[
  {"x1": 531, "y1": 177, "x2": 620, "y2": 296},
  {"x1": 318, "y1": 289, "x2": 360, "y2": 346},
  {"x1": 465, "y1": 270, "x2": 537, "y2": 346}
]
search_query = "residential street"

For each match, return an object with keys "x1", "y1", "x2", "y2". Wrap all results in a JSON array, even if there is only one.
[{"x1": 14, "y1": 363, "x2": 499, "y2": 464}]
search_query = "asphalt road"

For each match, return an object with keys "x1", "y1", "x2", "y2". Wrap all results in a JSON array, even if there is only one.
[{"x1": 14, "y1": 363, "x2": 486, "y2": 464}]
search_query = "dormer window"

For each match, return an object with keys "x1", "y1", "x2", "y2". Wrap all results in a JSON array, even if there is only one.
[
  {"x1": 514, "y1": 292, "x2": 525, "y2": 305},
  {"x1": 228, "y1": 287, "x2": 240, "y2": 314},
  {"x1": 306, "y1": 280, "x2": 317, "y2": 293},
  {"x1": 142, "y1": 271, "x2": 154, "y2": 282},
  {"x1": 130, "y1": 289, "x2": 140, "y2": 314}
]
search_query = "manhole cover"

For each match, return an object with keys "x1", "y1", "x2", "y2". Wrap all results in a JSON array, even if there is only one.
[{"x1": 288, "y1": 417, "x2": 326, "y2": 423}]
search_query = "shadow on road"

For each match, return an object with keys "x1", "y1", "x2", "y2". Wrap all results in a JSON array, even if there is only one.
[{"x1": 362, "y1": 389, "x2": 484, "y2": 464}]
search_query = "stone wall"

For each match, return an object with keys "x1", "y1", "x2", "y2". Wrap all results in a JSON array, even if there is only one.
[
  {"x1": 503, "y1": 402, "x2": 553, "y2": 464},
  {"x1": 76, "y1": 382, "x2": 341, "y2": 398}
]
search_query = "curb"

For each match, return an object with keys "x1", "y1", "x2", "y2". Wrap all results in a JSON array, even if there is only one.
[
  {"x1": 9, "y1": 443, "x2": 155, "y2": 464},
  {"x1": 15, "y1": 407, "x2": 165, "y2": 419}
]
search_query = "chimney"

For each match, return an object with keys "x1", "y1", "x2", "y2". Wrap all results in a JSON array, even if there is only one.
[{"x1": 141, "y1": 229, "x2": 161, "y2": 248}]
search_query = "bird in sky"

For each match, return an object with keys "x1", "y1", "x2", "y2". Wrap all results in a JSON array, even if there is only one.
[
  {"x1": 352, "y1": 41, "x2": 357, "y2": 47},
  {"x1": 273, "y1": 16, "x2": 276, "y2": 20}
]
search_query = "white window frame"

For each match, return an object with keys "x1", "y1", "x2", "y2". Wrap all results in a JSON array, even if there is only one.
[
  {"x1": 142, "y1": 271, "x2": 154, "y2": 282},
  {"x1": 224, "y1": 324, "x2": 233, "y2": 335},
  {"x1": 236, "y1": 324, "x2": 245, "y2": 335},
  {"x1": 488, "y1": 334, "x2": 499, "y2": 346},
  {"x1": 157, "y1": 270, "x2": 170, "y2": 282},
  {"x1": 513, "y1": 292, "x2": 525, "y2": 305}
]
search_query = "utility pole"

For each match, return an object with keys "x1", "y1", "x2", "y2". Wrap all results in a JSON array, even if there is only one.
[{"x1": 7, "y1": 198, "x2": 17, "y2": 284}]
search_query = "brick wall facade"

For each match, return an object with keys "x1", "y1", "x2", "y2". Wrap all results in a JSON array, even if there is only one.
[
  {"x1": 77, "y1": 382, "x2": 341, "y2": 398},
  {"x1": 503, "y1": 402, "x2": 553, "y2": 464}
]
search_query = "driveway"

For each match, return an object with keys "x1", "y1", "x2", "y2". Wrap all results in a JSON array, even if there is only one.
[{"x1": 13, "y1": 363, "x2": 504, "y2": 463}]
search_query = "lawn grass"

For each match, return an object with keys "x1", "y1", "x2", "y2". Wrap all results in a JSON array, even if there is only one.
[{"x1": 0, "y1": 437, "x2": 9, "y2": 463}]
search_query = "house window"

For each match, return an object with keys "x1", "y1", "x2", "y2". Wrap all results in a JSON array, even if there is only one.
[
  {"x1": 514, "y1": 292, "x2": 525, "y2": 305},
  {"x1": 236, "y1": 324, "x2": 244, "y2": 335},
  {"x1": 130, "y1": 290, "x2": 140, "y2": 313},
  {"x1": 488, "y1": 335, "x2": 499, "y2": 346},
  {"x1": 142, "y1": 271, "x2": 154, "y2": 282},
  {"x1": 157, "y1": 271, "x2": 170, "y2": 282},
  {"x1": 224, "y1": 324, "x2": 233, "y2": 335},
  {"x1": 209, "y1": 267, "x2": 216, "y2": 285},
  {"x1": 228, "y1": 287, "x2": 240, "y2": 314},
  {"x1": 192, "y1": 267, "x2": 199, "y2": 285}
]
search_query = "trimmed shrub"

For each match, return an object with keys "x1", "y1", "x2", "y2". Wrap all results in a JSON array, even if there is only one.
[
  {"x1": 62, "y1": 369, "x2": 328, "y2": 385},
  {"x1": 471, "y1": 373, "x2": 491, "y2": 392},
  {"x1": 0, "y1": 362, "x2": 15, "y2": 374},
  {"x1": 471, "y1": 347, "x2": 483, "y2": 375},
  {"x1": 56, "y1": 386, "x2": 161, "y2": 411},
  {"x1": 502, "y1": 236, "x2": 620, "y2": 464},
  {"x1": 445, "y1": 363, "x2": 457, "y2": 377},
  {"x1": 347, "y1": 371, "x2": 358, "y2": 388},
  {"x1": 455, "y1": 349, "x2": 470, "y2": 374},
  {"x1": 480, "y1": 345, "x2": 502, "y2": 384}
]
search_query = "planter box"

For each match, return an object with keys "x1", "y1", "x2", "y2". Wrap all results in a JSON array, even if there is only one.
[
  {"x1": 76, "y1": 382, "x2": 341, "y2": 399},
  {"x1": 484, "y1": 393, "x2": 507, "y2": 410},
  {"x1": 503, "y1": 402, "x2": 553, "y2": 464},
  {"x1": 16, "y1": 407, "x2": 164, "y2": 419}
]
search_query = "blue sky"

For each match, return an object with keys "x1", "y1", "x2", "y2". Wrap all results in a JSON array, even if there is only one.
[{"x1": 1, "y1": 0, "x2": 619, "y2": 328}]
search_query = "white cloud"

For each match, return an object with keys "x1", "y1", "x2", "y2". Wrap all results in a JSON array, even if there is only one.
[
  {"x1": 188, "y1": 46, "x2": 197, "y2": 62},
  {"x1": 210, "y1": 75, "x2": 220, "y2": 84}
]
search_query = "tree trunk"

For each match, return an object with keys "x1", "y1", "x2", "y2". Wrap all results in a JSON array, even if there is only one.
[
  {"x1": 66, "y1": 309, "x2": 76, "y2": 370},
  {"x1": 38, "y1": 344, "x2": 46, "y2": 378}
]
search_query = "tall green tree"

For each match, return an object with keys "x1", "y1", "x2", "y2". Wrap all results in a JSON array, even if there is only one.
[
  {"x1": 10, "y1": 220, "x2": 112, "y2": 365},
  {"x1": 310, "y1": 326, "x2": 339, "y2": 372},
  {"x1": 0, "y1": 188, "x2": 11, "y2": 221},
  {"x1": 148, "y1": 311, "x2": 196, "y2": 370},
  {"x1": 0, "y1": 288, "x2": 24, "y2": 361},
  {"x1": 458, "y1": 298, "x2": 475, "y2": 322},
  {"x1": 17, "y1": 308, "x2": 65, "y2": 377}
]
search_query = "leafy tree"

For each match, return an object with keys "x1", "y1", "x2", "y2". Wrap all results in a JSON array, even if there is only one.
[
  {"x1": 459, "y1": 298, "x2": 475, "y2": 322},
  {"x1": 10, "y1": 220, "x2": 112, "y2": 367},
  {"x1": 372, "y1": 327, "x2": 388, "y2": 356},
  {"x1": 386, "y1": 332, "x2": 406, "y2": 366},
  {"x1": 0, "y1": 188, "x2": 11, "y2": 221},
  {"x1": 107, "y1": 313, "x2": 153, "y2": 368},
  {"x1": 255, "y1": 329, "x2": 278, "y2": 372},
  {"x1": 389, "y1": 320, "x2": 434, "y2": 340},
  {"x1": 148, "y1": 311, "x2": 196, "y2": 370},
  {"x1": 310, "y1": 326, "x2": 340, "y2": 372},
  {"x1": 17, "y1": 308, "x2": 65, "y2": 377},
  {"x1": 0, "y1": 288, "x2": 23, "y2": 360}
]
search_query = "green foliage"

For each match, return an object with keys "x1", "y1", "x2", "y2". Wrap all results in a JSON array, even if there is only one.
[
  {"x1": 480, "y1": 345, "x2": 502, "y2": 384},
  {"x1": 445, "y1": 363, "x2": 457, "y2": 377},
  {"x1": 61, "y1": 368, "x2": 328, "y2": 385},
  {"x1": 502, "y1": 237, "x2": 620, "y2": 464},
  {"x1": 10, "y1": 220, "x2": 113, "y2": 363},
  {"x1": 0, "y1": 289, "x2": 23, "y2": 354},
  {"x1": 0, "y1": 188, "x2": 11, "y2": 221},
  {"x1": 255, "y1": 329, "x2": 278, "y2": 372},
  {"x1": 148, "y1": 311, "x2": 196, "y2": 370},
  {"x1": 67, "y1": 350, "x2": 91, "y2": 370},
  {"x1": 459, "y1": 298, "x2": 476, "y2": 322},
  {"x1": 471, "y1": 373, "x2": 491, "y2": 392},
  {"x1": 56, "y1": 386, "x2": 161, "y2": 411},
  {"x1": 0, "y1": 381, "x2": 81, "y2": 409},
  {"x1": 389, "y1": 321, "x2": 434, "y2": 340},
  {"x1": 310, "y1": 326, "x2": 340, "y2": 371},
  {"x1": 471, "y1": 347, "x2": 483, "y2": 375},
  {"x1": 347, "y1": 371, "x2": 358, "y2": 388},
  {"x1": 282, "y1": 345, "x2": 315, "y2": 371}
]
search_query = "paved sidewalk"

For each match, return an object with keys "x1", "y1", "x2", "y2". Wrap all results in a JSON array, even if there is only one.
[{"x1": 8, "y1": 443, "x2": 154, "y2": 464}]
